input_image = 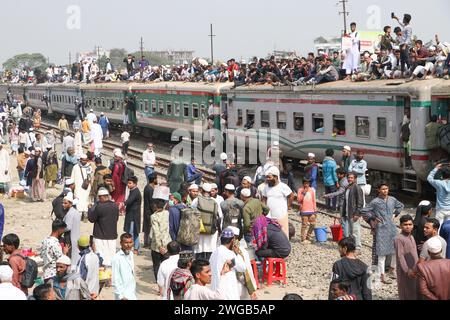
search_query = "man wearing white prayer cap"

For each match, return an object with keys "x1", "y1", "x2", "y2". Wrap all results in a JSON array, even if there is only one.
[
  {"x1": 261, "y1": 165, "x2": 294, "y2": 238},
  {"x1": 62, "y1": 192, "x2": 82, "y2": 270},
  {"x1": 210, "y1": 183, "x2": 224, "y2": 205},
  {"x1": 0, "y1": 265, "x2": 27, "y2": 300},
  {"x1": 416, "y1": 235, "x2": 450, "y2": 300},
  {"x1": 236, "y1": 176, "x2": 257, "y2": 199},
  {"x1": 187, "y1": 184, "x2": 199, "y2": 206},
  {"x1": 201, "y1": 183, "x2": 212, "y2": 193},
  {"x1": 53, "y1": 255, "x2": 91, "y2": 300}
]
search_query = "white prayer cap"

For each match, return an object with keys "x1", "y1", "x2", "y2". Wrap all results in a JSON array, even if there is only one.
[
  {"x1": 393, "y1": 45, "x2": 400, "y2": 50},
  {"x1": 241, "y1": 188, "x2": 251, "y2": 198},
  {"x1": 0, "y1": 265, "x2": 13, "y2": 282},
  {"x1": 370, "y1": 54, "x2": 378, "y2": 61},
  {"x1": 418, "y1": 200, "x2": 431, "y2": 207},
  {"x1": 229, "y1": 226, "x2": 240, "y2": 237},
  {"x1": 308, "y1": 153, "x2": 315, "y2": 158},
  {"x1": 63, "y1": 192, "x2": 74, "y2": 203},
  {"x1": 56, "y1": 255, "x2": 72, "y2": 266},
  {"x1": 201, "y1": 183, "x2": 212, "y2": 193},
  {"x1": 273, "y1": 141, "x2": 279, "y2": 147},
  {"x1": 98, "y1": 188, "x2": 110, "y2": 196},
  {"x1": 225, "y1": 184, "x2": 236, "y2": 191},
  {"x1": 427, "y1": 237, "x2": 443, "y2": 254},
  {"x1": 80, "y1": 154, "x2": 88, "y2": 160},
  {"x1": 429, "y1": 46, "x2": 437, "y2": 51},
  {"x1": 343, "y1": 146, "x2": 351, "y2": 152},
  {"x1": 188, "y1": 184, "x2": 199, "y2": 191},
  {"x1": 242, "y1": 176, "x2": 252, "y2": 184},
  {"x1": 265, "y1": 166, "x2": 280, "y2": 177},
  {"x1": 90, "y1": 109, "x2": 94, "y2": 112},
  {"x1": 65, "y1": 178, "x2": 75, "y2": 186},
  {"x1": 211, "y1": 183, "x2": 218, "y2": 190},
  {"x1": 114, "y1": 150, "x2": 124, "y2": 158},
  {"x1": 29, "y1": 128, "x2": 34, "y2": 132},
  {"x1": 101, "y1": 112, "x2": 104, "y2": 115},
  {"x1": 220, "y1": 153, "x2": 228, "y2": 161}
]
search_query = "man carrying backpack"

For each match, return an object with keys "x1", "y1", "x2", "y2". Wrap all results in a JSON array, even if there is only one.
[
  {"x1": 221, "y1": 184, "x2": 244, "y2": 237},
  {"x1": 2, "y1": 233, "x2": 36, "y2": 295},
  {"x1": 191, "y1": 183, "x2": 221, "y2": 260}
]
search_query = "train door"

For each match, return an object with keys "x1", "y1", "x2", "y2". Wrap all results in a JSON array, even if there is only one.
[{"x1": 400, "y1": 97, "x2": 411, "y2": 169}]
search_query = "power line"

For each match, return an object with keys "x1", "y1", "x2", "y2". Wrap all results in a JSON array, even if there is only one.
[
  {"x1": 338, "y1": 0, "x2": 350, "y2": 35},
  {"x1": 209, "y1": 24, "x2": 216, "y2": 64}
]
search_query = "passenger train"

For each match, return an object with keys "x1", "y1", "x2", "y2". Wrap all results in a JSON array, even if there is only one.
[{"x1": 1, "y1": 79, "x2": 449, "y2": 194}]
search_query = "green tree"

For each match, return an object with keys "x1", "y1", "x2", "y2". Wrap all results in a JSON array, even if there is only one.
[
  {"x1": 130, "y1": 51, "x2": 172, "y2": 66},
  {"x1": 3, "y1": 53, "x2": 48, "y2": 70},
  {"x1": 109, "y1": 48, "x2": 128, "y2": 71},
  {"x1": 97, "y1": 54, "x2": 109, "y2": 71}
]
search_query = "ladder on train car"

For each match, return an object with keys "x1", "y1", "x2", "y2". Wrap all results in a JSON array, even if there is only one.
[{"x1": 402, "y1": 170, "x2": 421, "y2": 193}]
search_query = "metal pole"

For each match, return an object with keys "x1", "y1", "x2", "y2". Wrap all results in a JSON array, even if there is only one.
[
  {"x1": 209, "y1": 24, "x2": 215, "y2": 64},
  {"x1": 339, "y1": 0, "x2": 349, "y2": 35},
  {"x1": 140, "y1": 37, "x2": 144, "y2": 58}
]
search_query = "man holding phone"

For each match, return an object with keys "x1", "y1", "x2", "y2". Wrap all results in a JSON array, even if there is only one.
[
  {"x1": 209, "y1": 228, "x2": 246, "y2": 300},
  {"x1": 392, "y1": 13, "x2": 413, "y2": 77}
]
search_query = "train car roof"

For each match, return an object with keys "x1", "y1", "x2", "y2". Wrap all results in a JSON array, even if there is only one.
[{"x1": 229, "y1": 79, "x2": 450, "y2": 96}]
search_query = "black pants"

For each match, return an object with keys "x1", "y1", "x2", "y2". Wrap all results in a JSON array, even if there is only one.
[
  {"x1": 400, "y1": 46, "x2": 410, "y2": 73},
  {"x1": 122, "y1": 141, "x2": 129, "y2": 156},
  {"x1": 325, "y1": 185, "x2": 337, "y2": 211},
  {"x1": 151, "y1": 250, "x2": 169, "y2": 280},
  {"x1": 256, "y1": 249, "x2": 284, "y2": 259}
]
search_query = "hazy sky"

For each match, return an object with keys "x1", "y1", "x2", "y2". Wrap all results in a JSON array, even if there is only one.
[{"x1": 1, "y1": 0, "x2": 449, "y2": 65}]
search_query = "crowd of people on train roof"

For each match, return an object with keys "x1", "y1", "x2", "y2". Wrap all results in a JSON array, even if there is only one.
[{"x1": 1, "y1": 13, "x2": 450, "y2": 88}]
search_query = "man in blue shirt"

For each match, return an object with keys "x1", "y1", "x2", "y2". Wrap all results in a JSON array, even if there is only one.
[
  {"x1": 186, "y1": 158, "x2": 203, "y2": 185},
  {"x1": 112, "y1": 233, "x2": 137, "y2": 300},
  {"x1": 98, "y1": 113, "x2": 109, "y2": 139},
  {"x1": 323, "y1": 149, "x2": 339, "y2": 211},
  {"x1": 427, "y1": 164, "x2": 450, "y2": 226}
]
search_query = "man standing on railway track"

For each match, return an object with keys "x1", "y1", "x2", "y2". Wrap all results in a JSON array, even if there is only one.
[
  {"x1": 58, "y1": 115, "x2": 69, "y2": 143},
  {"x1": 71, "y1": 154, "x2": 93, "y2": 220},
  {"x1": 98, "y1": 112, "x2": 109, "y2": 139},
  {"x1": 90, "y1": 119, "x2": 103, "y2": 157},
  {"x1": 143, "y1": 143, "x2": 156, "y2": 182},
  {"x1": 427, "y1": 163, "x2": 450, "y2": 226},
  {"x1": 323, "y1": 149, "x2": 339, "y2": 211}
]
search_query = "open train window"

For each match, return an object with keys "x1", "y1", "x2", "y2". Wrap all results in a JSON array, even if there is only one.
[
  {"x1": 174, "y1": 102, "x2": 180, "y2": 116},
  {"x1": 102, "y1": 99, "x2": 106, "y2": 108},
  {"x1": 294, "y1": 112, "x2": 304, "y2": 131},
  {"x1": 377, "y1": 117, "x2": 387, "y2": 139},
  {"x1": 151, "y1": 100, "x2": 157, "y2": 114},
  {"x1": 260, "y1": 111, "x2": 270, "y2": 128},
  {"x1": 333, "y1": 115, "x2": 346, "y2": 136},
  {"x1": 246, "y1": 110, "x2": 255, "y2": 129},
  {"x1": 192, "y1": 103, "x2": 199, "y2": 119},
  {"x1": 183, "y1": 103, "x2": 189, "y2": 117},
  {"x1": 111, "y1": 100, "x2": 116, "y2": 110},
  {"x1": 277, "y1": 112, "x2": 287, "y2": 130},
  {"x1": 313, "y1": 113, "x2": 324, "y2": 133},
  {"x1": 158, "y1": 101, "x2": 164, "y2": 115},
  {"x1": 356, "y1": 116, "x2": 370, "y2": 138},
  {"x1": 116, "y1": 100, "x2": 121, "y2": 110},
  {"x1": 166, "y1": 102, "x2": 173, "y2": 115}
]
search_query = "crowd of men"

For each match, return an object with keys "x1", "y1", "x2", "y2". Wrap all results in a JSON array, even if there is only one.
[
  {"x1": 2, "y1": 13, "x2": 449, "y2": 88},
  {"x1": 0, "y1": 97, "x2": 449, "y2": 300}
]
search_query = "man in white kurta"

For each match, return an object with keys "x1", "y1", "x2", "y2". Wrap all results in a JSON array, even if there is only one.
[
  {"x1": 90, "y1": 120, "x2": 103, "y2": 157},
  {"x1": 71, "y1": 155, "x2": 93, "y2": 214},
  {"x1": 62, "y1": 193, "x2": 82, "y2": 270},
  {"x1": 0, "y1": 145, "x2": 11, "y2": 194},
  {"x1": 74, "y1": 129, "x2": 83, "y2": 158},
  {"x1": 209, "y1": 228, "x2": 246, "y2": 300},
  {"x1": 86, "y1": 109, "x2": 97, "y2": 126},
  {"x1": 343, "y1": 23, "x2": 361, "y2": 76},
  {"x1": 191, "y1": 184, "x2": 222, "y2": 260}
]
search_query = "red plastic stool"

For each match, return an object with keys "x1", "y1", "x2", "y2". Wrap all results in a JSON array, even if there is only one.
[
  {"x1": 250, "y1": 260, "x2": 260, "y2": 289},
  {"x1": 262, "y1": 258, "x2": 287, "y2": 286}
]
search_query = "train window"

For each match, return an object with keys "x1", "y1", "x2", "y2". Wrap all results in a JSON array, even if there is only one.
[
  {"x1": 313, "y1": 113, "x2": 324, "y2": 133},
  {"x1": 158, "y1": 101, "x2": 164, "y2": 115},
  {"x1": 174, "y1": 102, "x2": 181, "y2": 117},
  {"x1": 192, "y1": 104, "x2": 199, "y2": 119},
  {"x1": 200, "y1": 104, "x2": 206, "y2": 120},
  {"x1": 111, "y1": 100, "x2": 116, "y2": 110},
  {"x1": 116, "y1": 100, "x2": 121, "y2": 111},
  {"x1": 144, "y1": 100, "x2": 149, "y2": 113},
  {"x1": 235, "y1": 109, "x2": 242, "y2": 127},
  {"x1": 166, "y1": 102, "x2": 173, "y2": 115},
  {"x1": 356, "y1": 116, "x2": 370, "y2": 138},
  {"x1": 138, "y1": 100, "x2": 144, "y2": 112},
  {"x1": 377, "y1": 117, "x2": 387, "y2": 139},
  {"x1": 246, "y1": 110, "x2": 255, "y2": 128},
  {"x1": 333, "y1": 115, "x2": 346, "y2": 136},
  {"x1": 102, "y1": 99, "x2": 106, "y2": 108},
  {"x1": 277, "y1": 112, "x2": 287, "y2": 130},
  {"x1": 183, "y1": 103, "x2": 189, "y2": 117},
  {"x1": 151, "y1": 100, "x2": 157, "y2": 114},
  {"x1": 293, "y1": 112, "x2": 304, "y2": 131},
  {"x1": 260, "y1": 111, "x2": 270, "y2": 128}
]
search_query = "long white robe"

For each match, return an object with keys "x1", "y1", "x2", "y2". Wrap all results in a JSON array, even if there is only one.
[
  {"x1": 191, "y1": 197, "x2": 220, "y2": 254},
  {"x1": 74, "y1": 132, "x2": 83, "y2": 158},
  {"x1": 238, "y1": 240, "x2": 258, "y2": 300},
  {"x1": 90, "y1": 123, "x2": 103, "y2": 152},
  {"x1": 0, "y1": 149, "x2": 11, "y2": 183},
  {"x1": 343, "y1": 31, "x2": 361, "y2": 75},
  {"x1": 71, "y1": 163, "x2": 92, "y2": 213},
  {"x1": 64, "y1": 206, "x2": 82, "y2": 270},
  {"x1": 209, "y1": 245, "x2": 246, "y2": 300}
]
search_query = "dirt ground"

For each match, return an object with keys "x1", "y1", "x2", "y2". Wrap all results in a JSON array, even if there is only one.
[{"x1": 0, "y1": 142, "x2": 309, "y2": 300}]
